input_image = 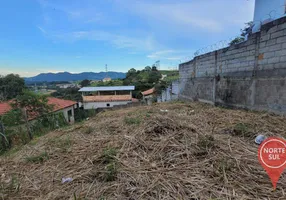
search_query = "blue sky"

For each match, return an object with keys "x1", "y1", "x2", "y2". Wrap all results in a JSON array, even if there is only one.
[{"x1": 0, "y1": 0, "x2": 255, "y2": 77}]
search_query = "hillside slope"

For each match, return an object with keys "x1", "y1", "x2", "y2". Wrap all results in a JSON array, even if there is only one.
[{"x1": 1, "y1": 102, "x2": 286, "y2": 199}]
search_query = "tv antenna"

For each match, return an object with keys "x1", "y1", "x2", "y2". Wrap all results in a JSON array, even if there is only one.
[{"x1": 155, "y1": 60, "x2": 160, "y2": 70}]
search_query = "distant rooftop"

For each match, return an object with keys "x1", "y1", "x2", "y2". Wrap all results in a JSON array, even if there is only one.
[{"x1": 79, "y1": 86, "x2": 135, "y2": 92}]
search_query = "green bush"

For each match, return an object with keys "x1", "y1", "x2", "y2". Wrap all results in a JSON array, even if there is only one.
[
  {"x1": 1, "y1": 112, "x2": 69, "y2": 154},
  {"x1": 124, "y1": 117, "x2": 141, "y2": 125}
]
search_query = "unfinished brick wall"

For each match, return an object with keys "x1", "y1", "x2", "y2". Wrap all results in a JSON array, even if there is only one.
[{"x1": 179, "y1": 16, "x2": 286, "y2": 114}]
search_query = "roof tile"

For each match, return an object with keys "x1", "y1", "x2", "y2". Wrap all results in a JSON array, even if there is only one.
[{"x1": 0, "y1": 102, "x2": 12, "y2": 116}]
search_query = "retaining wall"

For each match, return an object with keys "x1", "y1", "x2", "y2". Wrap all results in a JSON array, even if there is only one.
[{"x1": 179, "y1": 16, "x2": 286, "y2": 114}]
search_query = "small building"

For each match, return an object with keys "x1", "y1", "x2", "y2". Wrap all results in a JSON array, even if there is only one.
[
  {"x1": 0, "y1": 97, "x2": 77, "y2": 124},
  {"x1": 79, "y1": 86, "x2": 135, "y2": 109},
  {"x1": 157, "y1": 81, "x2": 179, "y2": 102},
  {"x1": 103, "y1": 77, "x2": 112, "y2": 82},
  {"x1": 142, "y1": 88, "x2": 156, "y2": 105}
]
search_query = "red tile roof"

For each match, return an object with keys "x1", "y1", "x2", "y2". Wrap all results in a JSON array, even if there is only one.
[
  {"x1": 47, "y1": 97, "x2": 77, "y2": 112},
  {"x1": 142, "y1": 88, "x2": 155, "y2": 96},
  {"x1": 83, "y1": 95, "x2": 132, "y2": 102},
  {"x1": 0, "y1": 97, "x2": 77, "y2": 117},
  {"x1": 0, "y1": 102, "x2": 12, "y2": 116}
]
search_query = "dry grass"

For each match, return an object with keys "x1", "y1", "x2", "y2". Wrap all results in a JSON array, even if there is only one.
[{"x1": 0, "y1": 102, "x2": 286, "y2": 200}]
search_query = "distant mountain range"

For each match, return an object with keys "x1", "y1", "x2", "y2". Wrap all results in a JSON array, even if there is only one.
[{"x1": 24, "y1": 71, "x2": 126, "y2": 83}]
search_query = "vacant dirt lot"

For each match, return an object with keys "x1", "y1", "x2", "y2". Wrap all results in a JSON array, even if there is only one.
[{"x1": 1, "y1": 102, "x2": 286, "y2": 199}]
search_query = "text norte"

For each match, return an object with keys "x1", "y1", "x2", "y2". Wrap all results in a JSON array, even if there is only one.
[{"x1": 264, "y1": 148, "x2": 285, "y2": 160}]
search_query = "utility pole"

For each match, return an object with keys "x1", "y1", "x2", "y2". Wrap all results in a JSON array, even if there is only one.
[{"x1": 105, "y1": 64, "x2": 108, "y2": 78}]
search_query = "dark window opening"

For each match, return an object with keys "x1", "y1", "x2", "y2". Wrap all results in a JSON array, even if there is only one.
[
  {"x1": 106, "y1": 103, "x2": 110, "y2": 107},
  {"x1": 67, "y1": 110, "x2": 72, "y2": 122}
]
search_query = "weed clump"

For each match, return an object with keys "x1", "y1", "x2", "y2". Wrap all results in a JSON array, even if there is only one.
[
  {"x1": 233, "y1": 123, "x2": 253, "y2": 137},
  {"x1": 84, "y1": 126, "x2": 93, "y2": 134},
  {"x1": 197, "y1": 134, "x2": 215, "y2": 149},
  {"x1": 25, "y1": 152, "x2": 49, "y2": 163},
  {"x1": 48, "y1": 136, "x2": 72, "y2": 153},
  {"x1": 194, "y1": 135, "x2": 215, "y2": 157},
  {"x1": 94, "y1": 147, "x2": 118, "y2": 182},
  {"x1": 124, "y1": 117, "x2": 141, "y2": 125}
]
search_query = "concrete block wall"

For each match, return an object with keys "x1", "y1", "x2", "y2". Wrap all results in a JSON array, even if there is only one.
[{"x1": 179, "y1": 16, "x2": 286, "y2": 114}]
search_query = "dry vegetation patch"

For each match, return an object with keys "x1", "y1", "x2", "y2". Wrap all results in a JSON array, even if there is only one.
[{"x1": 0, "y1": 102, "x2": 286, "y2": 199}]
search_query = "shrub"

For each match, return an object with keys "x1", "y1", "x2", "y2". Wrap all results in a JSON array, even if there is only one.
[{"x1": 98, "y1": 147, "x2": 118, "y2": 182}]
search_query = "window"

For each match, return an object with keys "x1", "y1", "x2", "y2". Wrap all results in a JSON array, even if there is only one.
[{"x1": 106, "y1": 103, "x2": 110, "y2": 107}]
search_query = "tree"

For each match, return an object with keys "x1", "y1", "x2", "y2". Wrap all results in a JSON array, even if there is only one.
[
  {"x1": 148, "y1": 71, "x2": 161, "y2": 84},
  {"x1": 0, "y1": 74, "x2": 25, "y2": 101},
  {"x1": 126, "y1": 68, "x2": 137, "y2": 78},
  {"x1": 154, "y1": 80, "x2": 168, "y2": 94},
  {"x1": 51, "y1": 87, "x2": 82, "y2": 102},
  {"x1": 11, "y1": 91, "x2": 53, "y2": 139},
  {"x1": 144, "y1": 66, "x2": 152, "y2": 71},
  {"x1": 80, "y1": 79, "x2": 90, "y2": 87},
  {"x1": 122, "y1": 65, "x2": 166, "y2": 97},
  {"x1": 229, "y1": 21, "x2": 254, "y2": 45},
  {"x1": 229, "y1": 37, "x2": 245, "y2": 46}
]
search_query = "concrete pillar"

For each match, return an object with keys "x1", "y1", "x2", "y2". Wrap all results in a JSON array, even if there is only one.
[
  {"x1": 251, "y1": 31, "x2": 261, "y2": 106},
  {"x1": 212, "y1": 51, "x2": 218, "y2": 103}
]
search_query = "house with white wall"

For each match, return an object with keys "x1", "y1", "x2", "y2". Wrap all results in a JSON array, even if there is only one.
[
  {"x1": 0, "y1": 97, "x2": 77, "y2": 124},
  {"x1": 253, "y1": 0, "x2": 286, "y2": 32},
  {"x1": 142, "y1": 88, "x2": 156, "y2": 105},
  {"x1": 79, "y1": 86, "x2": 135, "y2": 109}
]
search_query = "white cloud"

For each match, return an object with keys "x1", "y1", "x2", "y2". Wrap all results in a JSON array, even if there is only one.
[
  {"x1": 147, "y1": 50, "x2": 175, "y2": 58},
  {"x1": 37, "y1": 26, "x2": 47, "y2": 34},
  {"x1": 116, "y1": 0, "x2": 255, "y2": 33},
  {"x1": 35, "y1": 0, "x2": 255, "y2": 64},
  {"x1": 41, "y1": 29, "x2": 157, "y2": 51},
  {"x1": 147, "y1": 49, "x2": 194, "y2": 62}
]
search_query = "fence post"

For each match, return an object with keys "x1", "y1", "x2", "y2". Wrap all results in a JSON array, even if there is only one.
[
  {"x1": 22, "y1": 108, "x2": 33, "y2": 140},
  {"x1": 213, "y1": 51, "x2": 218, "y2": 104}
]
